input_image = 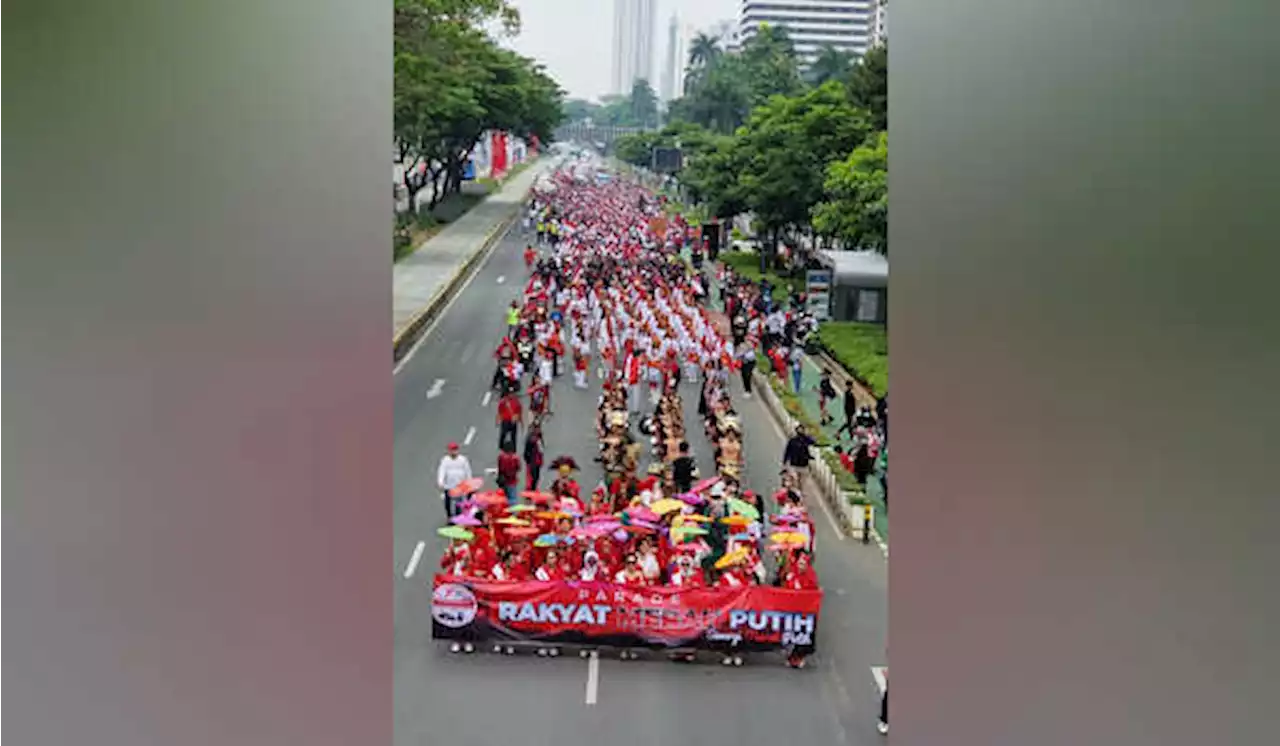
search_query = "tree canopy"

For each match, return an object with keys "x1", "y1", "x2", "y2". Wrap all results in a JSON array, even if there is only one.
[{"x1": 394, "y1": 0, "x2": 565, "y2": 209}]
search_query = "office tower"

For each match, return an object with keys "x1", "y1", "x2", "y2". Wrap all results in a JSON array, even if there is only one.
[
  {"x1": 611, "y1": 0, "x2": 658, "y2": 96},
  {"x1": 660, "y1": 14, "x2": 685, "y2": 103},
  {"x1": 738, "y1": 0, "x2": 876, "y2": 65}
]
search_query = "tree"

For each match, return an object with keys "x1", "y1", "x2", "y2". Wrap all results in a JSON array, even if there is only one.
[
  {"x1": 812, "y1": 131, "x2": 887, "y2": 254},
  {"x1": 629, "y1": 79, "x2": 660, "y2": 129},
  {"x1": 846, "y1": 43, "x2": 887, "y2": 131},
  {"x1": 734, "y1": 81, "x2": 871, "y2": 267},
  {"x1": 684, "y1": 33, "x2": 722, "y2": 94},
  {"x1": 562, "y1": 98, "x2": 601, "y2": 123},
  {"x1": 807, "y1": 45, "x2": 855, "y2": 86}
]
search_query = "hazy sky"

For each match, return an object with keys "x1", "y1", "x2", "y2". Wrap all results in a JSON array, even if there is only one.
[{"x1": 506, "y1": 0, "x2": 739, "y2": 101}]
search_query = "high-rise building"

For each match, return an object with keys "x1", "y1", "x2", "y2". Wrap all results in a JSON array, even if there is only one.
[
  {"x1": 611, "y1": 0, "x2": 658, "y2": 96},
  {"x1": 872, "y1": 0, "x2": 888, "y2": 45},
  {"x1": 737, "y1": 0, "x2": 876, "y2": 65},
  {"x1": 660, "y1": 14, "x2": 684, "y2": 103}
]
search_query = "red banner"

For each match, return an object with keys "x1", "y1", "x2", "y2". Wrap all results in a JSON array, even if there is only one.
[
  {"x1": 490, "y1": 131, "x2": 509, "y2": 179},
  {"x1": 432, "y1": 575, "x2": 822, "y2": 653}
]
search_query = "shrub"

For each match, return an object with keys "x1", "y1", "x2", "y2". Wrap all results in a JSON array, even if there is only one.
[{"x1": 815, "y1": 322, "x2": 888, "y2": 396}]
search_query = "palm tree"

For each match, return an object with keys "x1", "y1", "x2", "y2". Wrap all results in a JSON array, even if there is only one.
[
  {"x1": 807, "y1": 45, "x2": 855, "y2": 86},
  {"x1": 687, "y1": 33, "x2": 722, "y2": 70}
]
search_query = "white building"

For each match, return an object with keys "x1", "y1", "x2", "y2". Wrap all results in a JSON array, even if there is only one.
[
  {"x1": 611, "y1": 0, "x2": 658, "y2": 96},
  {"x1": 660, "y1": 13, "x2": 685, "y2": 103},
  {"x1": 737, "y1": 0, "x2": 876, "y2": 65},
  {"x1": 873, "y1": 0, "x2": 888, "y2": 45}
]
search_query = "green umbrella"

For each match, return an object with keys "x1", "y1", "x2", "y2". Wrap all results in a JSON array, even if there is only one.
[
  {"x1": 727, "y1": 498, "x2": 760, "y2": 521},
  {"x1": 437, "y1": 526, "x2": 474, "y2": 541},
  {"x1": 672, "y1": 525, "x2": 709, "y2": 540}
]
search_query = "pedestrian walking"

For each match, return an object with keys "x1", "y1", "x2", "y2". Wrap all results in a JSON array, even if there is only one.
[
  {"x1": 436, "y1": 442, "x2": 472, "y2": 522},
  {"x1": 782, "y1": 424, "x2": 815, "y2": 480},
  {"x1": 496, "y1": 443, "x2": 522, "y2": 506},
  {"x1": 506, "y1": 301, "x2": 522, "y2": 338},
  {"x1": 496, "y1": 388, "x2": 523, "y2": 453},
  {"x1": 835, "y1": 381, "x2": 859, "y2": 440},
  {"x1": 878, "y1": 683, "x2": 889, "y2": 735},
  {"x1": 737, "y1": 344, "x2": 756, "y2": 397},
  {"x1": 671, "y1": 441, "x2": 698, "y2": 495},
  {"x1": 788, "y1": 344, "x2": 804, "y2": 393},
  {"x1": 523, "y1": 424, "x2": 545, "y2": 490},
  {"x1": 815, "y1": 371, "x2": 838, "y2": 425}
]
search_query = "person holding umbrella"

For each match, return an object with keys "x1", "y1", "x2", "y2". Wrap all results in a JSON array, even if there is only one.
[{"x1": 436, "y1": 442, "x2": 472, "y2": 522}]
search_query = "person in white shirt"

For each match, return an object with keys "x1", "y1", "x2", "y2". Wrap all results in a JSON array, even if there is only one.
[{"x1": 436, "y1": 442, "x2": 472, "y2": 521}]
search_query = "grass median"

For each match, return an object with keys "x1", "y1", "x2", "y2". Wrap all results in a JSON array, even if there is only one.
[{"x1": 815, "y1": 322, "x2": 888, "y2": 397}]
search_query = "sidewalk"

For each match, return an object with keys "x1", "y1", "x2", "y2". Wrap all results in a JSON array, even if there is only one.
[
  {"x1": 708, "y1": 276, "x2": 890, "y2": 540},
  {"x1": 393, "y1": 162, "x2": 549, "y2": 338}
]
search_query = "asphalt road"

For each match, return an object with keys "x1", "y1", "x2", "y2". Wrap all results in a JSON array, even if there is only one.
[{"x1": 393, "y1": 220, "x2": 888, "y2": 745}]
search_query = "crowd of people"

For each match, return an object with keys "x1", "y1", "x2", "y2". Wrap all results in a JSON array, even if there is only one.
[{"x1": 436, "y1": 161, "x2": 821, "y2": 666}]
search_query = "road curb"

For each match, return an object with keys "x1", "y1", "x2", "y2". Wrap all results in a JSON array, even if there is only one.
[{"x1": 752, "y1": 369, "x2": 888, "y2": 555}]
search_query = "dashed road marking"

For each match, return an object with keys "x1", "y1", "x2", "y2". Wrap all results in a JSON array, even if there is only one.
[
  {"x1": 426, "y1": 379, "x2": 446, "y2": 399},
  {"x1": 481, "y1": 391, "x2": 492, "y2": 407},
  {"x1": 403, "y1": 541, "x2": 426, "y2": 579},
  {"x1": 463, "y1": 426, "x2": 476, "y2": 446},
  {"x1": 585, "y1": 651, "x2": 600, "y2": 705}
]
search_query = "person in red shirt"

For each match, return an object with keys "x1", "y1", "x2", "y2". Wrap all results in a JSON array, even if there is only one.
[
  {"x1": 496, "y1": 390, "x2": 523, "y2": 453},
  {"x1": 783, "y1": 551, "x2": 820, "y2": 668},
  {"x1": 496, "y1": 443, "x2": 522, "y2": 506},
  {"x1": 534, "y1": 549, "x2": 568, "y2": 582},
  {"x1": 523, "y1": 244, "x2": 537, "y2": 270}
]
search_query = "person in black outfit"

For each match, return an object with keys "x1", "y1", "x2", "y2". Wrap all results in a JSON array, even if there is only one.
[
  {"x1": 671, "y1": 442, "x2": 698, "y2": 494},
  {"x1": 852, "y1": 442, "x2": 874, "y2": 485},
  {"x1": 835, "y1": 381, "x2": 860, "y2": 439},
  {"x1": 782, "y1": 425, "x2": 815, "y2": 478},
  {"x1": 817, "y1": 372, "x2": 838, "y2": 425}
]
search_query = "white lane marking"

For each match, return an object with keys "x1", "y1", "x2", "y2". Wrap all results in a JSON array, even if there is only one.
[
  {"x1": 403, "y1": 541, "x2": 426, "y2": 579},
  {"x1": 393, "y1": 217, "x2": 520, "y2": 377},
  {"x1": 481, "y1": 391, "x2": 492, "y2": 407},
  {"x1": 463, "y1": 426, "x2": 476, "y2": 446},
  {"x1": 496, "y1": 275, "x2": 506, "y2": 284},
  {"x1": 584, "y1": 651, "x2": 600, "y2": 705},
  {"x1": 872, "y1": 666, "x2": 887, "y2": 695},
  {"x1": 425, "y1": 379, "x2": 446, "y2": 399}
]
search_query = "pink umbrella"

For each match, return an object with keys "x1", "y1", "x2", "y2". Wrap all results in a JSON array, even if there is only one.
[
  {"x1": 676, "y1": 492, "x2": 705, "y2": 506},
  {"x1": 611, "y1": 529, "x2": 629, "y2": 542},
  {"x1": 691, "y1": 477, "x2": 721, "y2": 494},
  {"x1": 586, "y1": 514, "x2": 617, "y2": 524},
  {"x1": 626, "y1": 506, "x2": 659, "y2": 523},
  {"x1": 451, "y1": 514, "x2": 482, "y2": 527}
]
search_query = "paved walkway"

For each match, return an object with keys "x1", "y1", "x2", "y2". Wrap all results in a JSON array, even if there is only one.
[
  {"x1": 708, "y1": 274, "x2": 890, "y2": 539},
  {"x1": 393, "y1": 162, "x2": 550, "y2": 335}
]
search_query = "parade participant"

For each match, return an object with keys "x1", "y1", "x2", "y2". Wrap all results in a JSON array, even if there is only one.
[
  {"x1": 614, "y1": 553, "x2": 646, "y2": 586},
  {"x1": 496, "y1": 387, "x2": 523, "y2": 453},
  {"x1": 523, "y1": 423, "x2": 545, "y2": 490},
  {"x1": 436, "y1": 442, "x2": 472, "y2": 522},
  {"x1": 523, "y1": 244, "x2": 537, "y2": 270},
  {"x1": 506, "y1": 300, "x2": 522, "y2": 337},
  {"x1": 496, "y1": 443, "x2": 522, "y2": 506},
  {"x1": 529, "y1": 377, "x2": 551, "y2": 421},
  {"x1": 579, "y1": 550, "x2": 604, "y2": 581},
  {"x1": 636, "y1": 535, "x2": 662, "y2": 584},
  {"x1": 548, "y1": 456, "x2": 581, "y2": 501},
  {"x1": 572, "y1": 337, "x2": 590, "y2": 389}
]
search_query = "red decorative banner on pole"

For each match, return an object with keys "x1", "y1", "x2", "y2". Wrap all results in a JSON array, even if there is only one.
[
  {"x1": 431, "y1": 575, "x2": 823, "y2": 654},
  {"x1": 490, "y1": 131, "x2": 508, "y2": 179}
]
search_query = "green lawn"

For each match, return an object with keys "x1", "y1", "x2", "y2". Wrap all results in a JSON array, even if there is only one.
[
  {"x1": 815, "y1": 322, "x2": 888, "y2": 396},
  {"x1": 718, "y1": 251, "x2": 804, "y2": 295}
]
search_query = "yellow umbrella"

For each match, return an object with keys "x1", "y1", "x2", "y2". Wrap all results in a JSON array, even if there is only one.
[
  {"x1": 720, "y1": 515, "x2": 753, "y2": 528},
  {"x1": 497, "y1": 517, "x2": 532, "y2": 526},
  {"x1": 650, "y1": 499, "x2": 685, "y2": 516},
  {"x1": 714, "y1": 547, "x2": 751, "y2": 570},
  {"x1": 769, "y1": 532, "x2": 807, "y2": 547}
]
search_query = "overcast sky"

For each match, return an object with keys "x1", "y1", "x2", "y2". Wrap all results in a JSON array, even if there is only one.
[{"x1": 505, "y1": 0, "x2": 739, "y2": 102}]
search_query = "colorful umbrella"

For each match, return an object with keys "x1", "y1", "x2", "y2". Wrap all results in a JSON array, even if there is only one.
[
  {"x1": 521, "y1": 490, "x2": 554, "y2": 504},
  {"x1": 611, "y1": 529, "x2": 629, "y2": 542},
  {"x1": 676, "y1": 491, "x2": 706, "y2": 506},
  {"x1": 728, "y1": 498, "x2": 760, "y2": 520},
  {"x1": 677, "y1": 513, "x2": 712, "y2": 523},
  {"x1": 650, "y1": 498, "x2": 685, "y2": 515},
  {"x1": 585, "y1": 513, "x2": 617, "y2": 523},
  {"x1": 769, "y1": 532, "x2": 807, "y2": 547},
  {"x1": 691, "y1": 477, "x2": 721, "y2": 493},
  {"x1": 534, "y1": 534, "x2": 561, "y2": 547},
  {"x1": 625, "y1": 506, "x2": 659, "y2": 523},
  {"x1": 714, "y1": 547, "x2": 750, "y2": 569},
  {"x1": 474, "y1": 490, "x2": 508, "y2": 508},
  {"x1": 672, "y1": 525, "x2": 708, "y2": 539},
  {"x1": 535, "y1": 510, "x2": 571, "y2": 520},
  {"x1": 448, "y1": 477, "x2": 485, "y2": 497},
  {"x1": 720, "y1": 515, "x2": 753, "y2": 528},
  {"x1": 506, "y1": 526, "x2": 539, "y2": 538},
  {"x1": 496, "y1": 517, "x2": 531, "y2": 526},
  {"x1": 438, "y1": 526, "x2": 475, "y2": 541},
  {"x1": 506, "y1": 504, "x2": 537, "y2": 513},
  {"x1": 450, "y1": 514, "x2": 482, "y2": 527}
]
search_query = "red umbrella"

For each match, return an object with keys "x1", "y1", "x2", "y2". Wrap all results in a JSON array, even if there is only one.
[
  {"x1": 474, "y1": 490, "x2": 508, "y2": 508},
  {"x1": 521, "y1": 490, "x2": 554, "y2": 504},
  {"x1": 448, "y1": 477, "x2": 485, "y2": 498}
]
